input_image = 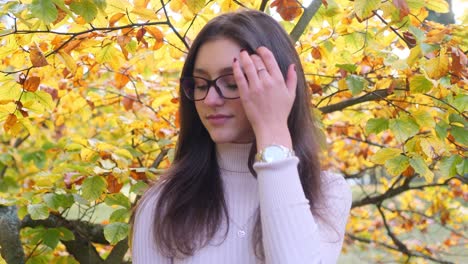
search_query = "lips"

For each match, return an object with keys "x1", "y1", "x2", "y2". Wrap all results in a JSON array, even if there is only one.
[{"x1": 206, "y1": 114, "x2": 233, "y2": 125}]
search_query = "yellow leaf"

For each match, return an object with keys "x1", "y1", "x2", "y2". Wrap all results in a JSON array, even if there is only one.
[
  {"x1": 170, "y1": 0, "x2": 184, "y2": 12},
  {"x1": 354, "y1": 0, "x2": 380, "y2": 20},
  {"x1": 95, "y1": 142, "x2": 116, "y2": 152},
  {"x1": 131, "y1": 7, "x2": 159, "y2": 20},
  {"x1": 407, "y1": 45, "x2": 421, "y2": 67},
  {"x1": 80, "y1": 148, "x2": 96, "y2": 162},
  {"x1": 57, "y1": 51, "x2": 77, "y2": 73},
  {"x1": 424, "y1": 0, "x2": 449, "y2": 13},
  {"x1": 96, "y1": 41, "x2": 118, "y2": 63},
  {"x1": 422, "y1": 52, "x2": 449, "y2": 80},
  {"x1": 114, "y1": 149, "x2": 133, "y2": 160},
  {"x1": 371, "y1": 148, "x2": 402, "y2": 164}
]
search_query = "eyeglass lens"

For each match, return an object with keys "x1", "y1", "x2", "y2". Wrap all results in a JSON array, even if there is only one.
[{"x1": 182, "y1": 75, "x2": 239, "y2": 100}]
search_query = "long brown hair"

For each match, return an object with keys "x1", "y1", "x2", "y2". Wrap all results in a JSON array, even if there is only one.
[{"x1": 134, "y1": 10, "x2": 323, "y2": 260}]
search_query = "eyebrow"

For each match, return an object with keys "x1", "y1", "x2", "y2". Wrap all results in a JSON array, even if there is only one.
[{"x1": 193, "y1": 66, "x2": 233, "y2": 76}]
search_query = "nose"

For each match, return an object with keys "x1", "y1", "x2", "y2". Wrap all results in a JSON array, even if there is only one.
[{"x1": 203, "y1": 85, "x2": 224, "y2": 106}]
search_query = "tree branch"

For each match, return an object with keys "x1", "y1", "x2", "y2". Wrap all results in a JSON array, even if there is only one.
[
  {"x1": 289, "y1": 0, "x2": 322, "y2": 42},
  {"x1": 346, "y1": 233, "x2": 455, "y2": 264},
  {"x1": 21, "y1": 213, "x2": 115, "y2": 264},
  {"x1": 318, "y1": 89, "x2": 391, "y2": 114},
  {"x1": 352, "y1": 176, "x2": 458, "y2": 208},
  {"x1": 0, "y1": 206, "x2": 25, "y2": 264},
  {"x1": 259, "y1": 0, "x2": 269, "y2": 12}
]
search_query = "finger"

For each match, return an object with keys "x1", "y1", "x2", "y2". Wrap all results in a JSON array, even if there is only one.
[
  {"x1": 232, "y1": 57, "x2": 249, "y2": 96},
  {"x1": 250, "y1": 54, "x2": 269, "y2": 77},
  {"x1": 239, "y1": 50, "x2": 261, "y2": 90},
  {"x1": 256, "y1": 46, "x2": 283, "y2": 80},
  {"x1": 286, "y1": 64, "x2": 298, "y2": 95}
]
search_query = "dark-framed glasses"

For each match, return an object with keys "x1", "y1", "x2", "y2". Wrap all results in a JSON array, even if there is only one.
[{"x1": 180, "y1": 74, "x2": 240, "y2": 101}]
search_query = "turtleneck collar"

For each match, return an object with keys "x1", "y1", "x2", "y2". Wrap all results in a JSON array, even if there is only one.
[{"x1": 216, "y1": 143, "x2": 253, "y2": 173}]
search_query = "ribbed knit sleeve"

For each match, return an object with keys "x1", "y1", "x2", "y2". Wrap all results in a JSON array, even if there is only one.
[
  {"x1": 254, "y1": 157, "x2": 352, "y2": 264},
  {"x1": 132, "y1": 190, "x2": 172, "y2": 264}
]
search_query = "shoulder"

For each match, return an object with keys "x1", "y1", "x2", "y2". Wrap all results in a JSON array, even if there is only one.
[{"x1": 134, "y1": 181, "x2": 166, "y2": 223}]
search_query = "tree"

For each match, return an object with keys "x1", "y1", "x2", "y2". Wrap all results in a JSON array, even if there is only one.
[{"x1": 0, "y1": 0, "x2": 466, "y2": 263}]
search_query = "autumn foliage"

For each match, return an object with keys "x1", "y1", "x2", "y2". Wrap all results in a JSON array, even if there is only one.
[{"x1": 0, "y1": 0, "x2": 466, "y2": 263}]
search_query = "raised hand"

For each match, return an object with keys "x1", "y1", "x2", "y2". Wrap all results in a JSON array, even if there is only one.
[{"x1": 232, "y1": 46, "x2": 297, "y2": 150}]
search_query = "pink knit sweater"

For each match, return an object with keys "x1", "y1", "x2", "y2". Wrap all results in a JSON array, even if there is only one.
[{"x1": 132, "y1": 143, "x2": 352, "y2": 263}]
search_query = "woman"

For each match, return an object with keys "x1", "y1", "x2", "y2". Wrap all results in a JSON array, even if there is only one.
[{"x1": 132, "y1": 10, "x2": 352, "y2": 264}]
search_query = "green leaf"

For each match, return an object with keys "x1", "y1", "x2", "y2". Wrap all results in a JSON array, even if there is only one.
[
  {"x1": 371, "y1": 148, "x2": 402, "y2": 164},
  {"x1": 439, "y1": 156, "x2": 462, "y2": 178},
  {"x1": 336, "y1": 64, "x2": 357, "y2": 73},
  {"x1": 413, "y1": 110, "x2": 435, "y2": 128},
  {"x1": 456, "y1": 158, "x2": 467, "y2": 175},
  {"x1": 389, "y1": 116, "x2": 420, "y2": 142},
  {"x1": 81, "y1": 176, "x2": 107, "y2": 201},
  {"x1": 410, "y1": 75, "x2": 433, "y2": 93},
  {"x1": 94, "y1": 0, "x2": 107, "y2": 12},
  {"x1": 30, "y1": 0, "x2": 58, "y2": 24},
  {"x1": 70, "y1": 0, "x2": 97, "y2": 23},
  {"x1": 354, "y1": 0, "x2": 380, "y2": 19},
  {"x1": 409, "y1": 155, "x2": 434, "y2": 182},
  {"x1": 130, "y1": 181, "x2": 148, "y2": 195},
  {"x1": 449, "y1": 113, "x2": 467, "y2": 127},
  {"x1": 385, "y1": 155, "x2": 410, "y2": 176},
  {"x1": 110, "y1": 208, "x2": 130, "y2": 222},
  {"x1": 366, "y1": 118, "x2": 389, "y2": 135},
  {"x1": 22, "y1": 151, "x2": 46, "y2": 169},
  {"x1": 406, "y1": 0, "x2": 425, "y2": 9},
  {"x1": 453, "y1": 94, "x2": 468, "y2": 112},
  {"x1": 43, "y1": 228, "x2": 60, "y2": 249},
  {"x1": 43, "y1": 193, "x2": 74, "y2": 210},
  {"x1": 450, "y1": 126, "x2": 468, "y2": 146},
  {"x1": 57, "y1": 227, "x2": 75, "y2": 241},
  {"x1": 28, "y1": 204, "x2": 49, "y2": 220},
  {"x1": 104, "y1": 193, "x2": 131, "y2": 209},
  {"x1": 346, "y1": 75, "x2": 367, "y2": 96},
  {"x1": 435, "y1": 120, "x2": 449, "y2": 139},
  {"x1": 104, "y1": 222, "x2": 129, "y2": 245}
]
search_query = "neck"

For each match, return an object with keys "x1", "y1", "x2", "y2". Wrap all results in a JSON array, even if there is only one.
[{"x1": 216, "y1": 142, "x2": 253, "y2": 173}]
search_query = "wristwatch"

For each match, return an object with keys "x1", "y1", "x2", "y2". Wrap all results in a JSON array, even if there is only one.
[{"x1": 255, "y1": 144, "x2": 295, "y2": 163}]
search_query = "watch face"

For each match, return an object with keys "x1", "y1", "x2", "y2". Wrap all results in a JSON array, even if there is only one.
[{"x1": 263, "y1": 146, "x2": 287, "y2": 162}]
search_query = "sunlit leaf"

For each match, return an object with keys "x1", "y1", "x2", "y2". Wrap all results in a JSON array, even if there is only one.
[
  {"x1": 270, "y1": 0, "x2": 302, "y2": 21},
  {"x1": 81, "y1": 176, "x2": 107, "y2": 201},
  {"x1": 30, "y1": 0, "x2": 58, "y2": 24},
  {"x1": 389, "y1": 116, "x2": 420, "y2": 142},
  {"x1": 409, "y1": 155, "x2": 434, "y2": 182},
  {"x1": 371, "y1": 148, "x2": 402, "y2": 164},
  {"x1": 28, "y1": 204, "x2": 49, "y2": 220},
  {"x1": 104, "y1": 222, "x2": 129, "y2": 245},
  {"x1": 385, "y1": 155, "x2": 410, "y2": 176},
  {"x1": 354, "y1": 0, "x2": 380, "y2": 20},
  {"x1": 23, "y1": 76, "x2": 41, "y2": 92},
  {"x1": 424, "y1": 0, "x2": 449, "y2": 13},
  {"x1": 366, "y1": 118, "x2": 389, "y2": 135},
  {"x1": 70, "y1": 0, "x2": 98, "y2": 23}
]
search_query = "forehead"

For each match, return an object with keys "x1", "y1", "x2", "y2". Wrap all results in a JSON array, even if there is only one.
[{"x1": 193, "y1": 38, "x2": 241, "y2": 77}]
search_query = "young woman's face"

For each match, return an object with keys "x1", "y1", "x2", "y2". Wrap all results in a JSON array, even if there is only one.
[{"x1": 193, "y1": 38, "x2": 255, "y2": 144}]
